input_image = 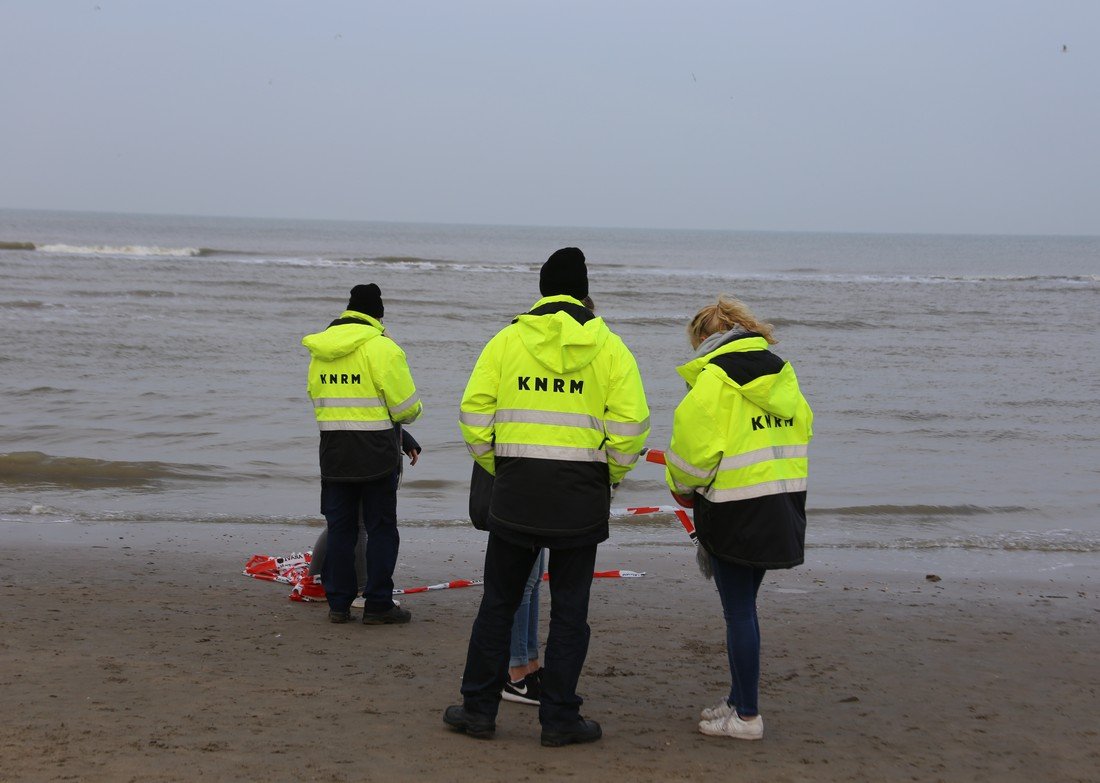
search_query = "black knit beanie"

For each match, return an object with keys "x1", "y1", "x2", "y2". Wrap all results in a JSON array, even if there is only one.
[
  {"x1": 347, "y1": 284, "x2": 384, "y2": 319},
  {"x1": 539, "y1": 247, "x2": 588, "y2": 300}
]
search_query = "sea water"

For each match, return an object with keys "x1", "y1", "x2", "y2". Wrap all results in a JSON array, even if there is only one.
[{"x1": 2, "y1": 209, "x2": 1098, "y2": 578}]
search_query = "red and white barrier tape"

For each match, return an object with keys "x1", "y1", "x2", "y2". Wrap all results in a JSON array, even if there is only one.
[
  {"x1": 244, "y1": 555, "x2": 647, "y2": 603},
  {"x1": 541, "y1": 569, "x2": 644, "y2": 582},
  {"x1": 245, "y1": 446, "x2": 692, "y2": 603},
  {"x1": 631, "y1": 448, "x2": 699, "y2": 545},
  {"x1": 395, "y1": 578, "x2": 483, "y2": 595},
  {"x1": 611, "y1": 504, "x2": 698, "y2": 545}
]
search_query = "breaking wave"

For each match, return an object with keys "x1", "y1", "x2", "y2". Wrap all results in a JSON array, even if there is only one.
[
  {"x1": 3, "y1": 502, "x2": 1097, "y2": 553},
  {"x1": 0, "y1": 299, "x2": 67, "y2": 310},
  {"x1": 6, "y1": 239, "x2": 1097, "y2": 289},
  {"x1": 347, "y1": 256, "x2": 533, "y2": 274},
  {"x1": 769, "y1": 317, "x2": 878, "y2": 329},
  {"x1": 816, "y1": 504, "x2": 1032, "y2": 518},
  {"x1": 33, "y1": 243, "x2": 218, "y2": 258},
  {"x1": 813, "y1": 530, "x2": 1100, "y2": 554},
  {"x1": 0, "y1": 451, "x2": 223, "y2": 488}
]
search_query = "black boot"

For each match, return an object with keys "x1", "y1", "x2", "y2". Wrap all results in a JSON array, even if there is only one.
[
  {"x1": 541, "y1": 718, "x2": 602, "y2": 747},
  {"x1": 443, "y1": 705, "x2": 496, "y2": 739}
]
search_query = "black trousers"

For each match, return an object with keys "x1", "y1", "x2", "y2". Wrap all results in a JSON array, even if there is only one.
[{"x1": 460, "y1": 533, "x2": 597, "y2": 729}]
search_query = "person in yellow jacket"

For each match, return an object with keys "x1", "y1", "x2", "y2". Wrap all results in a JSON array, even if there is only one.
[
  {"x1": 302, "y1": 284, "x2": 422, "y2": 625},
  {"x1": 665, "y1": 295, "x2": 813, "y2": 742},
  {"x1": 444, "y1": 248, "x2": 649, "y2": 747}
]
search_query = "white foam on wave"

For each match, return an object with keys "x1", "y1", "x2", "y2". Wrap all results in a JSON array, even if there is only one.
[
  {"x1": 356, "y1": 258, "x2": 531, "y2": 274},
  {"x1": 237, "y1": 255, "x2": 534, "y2": 274},
  {"x1": 29, "y1": 242, "x2": 1097, "y2": 289},
  {"x1": 224, "y1": 255, "x2": 332, "y2": 267},
  {"x1": 596, "y1": 266, "x2": 1100, "y2": 288},
  {"x1": 37, "y1": 244, "x2": 203, "y2": 258},
  {"x1": 813, "y1": 529, "x2": 1100, "y2": 554}
]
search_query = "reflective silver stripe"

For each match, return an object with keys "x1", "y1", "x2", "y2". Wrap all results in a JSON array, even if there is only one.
[
  {"x1": 703, "y1": 477, "x2": 808, "y2": 502},
  {"x1": 318, "y1": 419, "x2": 395, "y2": 432},
  {"x1": 666, "y1": 449, "x2": 716, "y2": 481},
  {"x1": 390, "y1": 392, "x2": 421, "y2": 416},
  {"x1": 670, "y1": 478, "x2": 695, "y2": 496},
  {"x1": 466, "y1": 441, "x2": 494, "y2": 456},
  {"x1": 313, "y1": 396, "x2": 383, "y2": 408},
  {"x1": 606, "y1": 448, "x2": 641, "y2": 466},
  {"x1": 459, "y1": 411, "x2": 496, "y2": 427},
  {"x1": 495, "y1": 443, "x2": 607, "y2": 463},
  {"x1": 718, "y1": 445, "x2": 808, "y2": 471},
  {"x1": 496, "y1": 409, "x2": 603, "y2": 431},
  {"x1": 605, "y1": 418, "x2": 650, "y2": 437}
]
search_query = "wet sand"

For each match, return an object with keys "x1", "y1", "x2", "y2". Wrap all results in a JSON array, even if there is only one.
[{"x1": 1, "y1": 520, "x2": 1097, "y2": 782}]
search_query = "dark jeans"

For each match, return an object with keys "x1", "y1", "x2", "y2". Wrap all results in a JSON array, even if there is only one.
[
  {"x1": 320, "y1": 476, "x2": 399, "y2": 613},
  {"x1": 711, "y1": 556, "x2": 766, "y2": 718},
  {"x1": 460, "y1": 533, "x2": 597, "y2": 729}
]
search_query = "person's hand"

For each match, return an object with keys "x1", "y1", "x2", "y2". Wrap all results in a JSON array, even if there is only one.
[
  {"x1": 671, "y1": 490, "x2": 694, "y2": 509},
  {"x1": 406, "y1": 448, "x2": 420, "y2": 466}
]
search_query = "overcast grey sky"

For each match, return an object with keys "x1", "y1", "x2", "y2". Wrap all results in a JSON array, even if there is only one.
[{"x1": 3, "y1": 1, "x2": 1097, "y2": 235}]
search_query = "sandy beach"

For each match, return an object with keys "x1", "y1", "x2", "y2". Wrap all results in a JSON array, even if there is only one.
[{"x1": 1, "y1": 519, "x2": 1097, "y2": 783}]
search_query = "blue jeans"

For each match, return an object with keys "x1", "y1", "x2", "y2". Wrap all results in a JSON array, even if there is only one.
[
  {"x1": 711, "y1": 556, "x2": 766, "y2": 718},
  {"x1": 320, "y1": 476, "x2": 400, "y2": 613},
  {"x1": 509, "y1": 549, "x2": 546, "y2": 669}
]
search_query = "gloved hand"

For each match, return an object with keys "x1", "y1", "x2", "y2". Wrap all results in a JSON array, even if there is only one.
[{"x1": 671, "y1": 491, "x2": 694, "y2": 509}]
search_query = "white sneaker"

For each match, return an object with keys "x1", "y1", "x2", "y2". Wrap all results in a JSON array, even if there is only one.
[
  {"x1": 699, "y1": 712, "x2": 764, "y2": 741},
  {"x1": 700, "y1": 699, "x2": 735, "y2": 721}
]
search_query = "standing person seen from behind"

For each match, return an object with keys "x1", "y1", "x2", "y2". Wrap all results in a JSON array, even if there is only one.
[
  {"x1": 470, "y1": 294, "x2": 599, "y2": 709},
  {"x1": 302, "y1": 284, "x2": 423, "y2": 625},
  {"x1": 307, "y1": 426, "x2": 422, "y2": 598},
  {"x1": 665, "y1": 296, "x2": 813, "y2": 741},
  {"x1": 445, "y1": 249, "x2": 650, "y2": 747}
]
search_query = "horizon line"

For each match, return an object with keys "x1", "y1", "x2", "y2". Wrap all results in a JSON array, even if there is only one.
[{"x1": 2, "y1": 205, "x2": 1098, "y2": 241}]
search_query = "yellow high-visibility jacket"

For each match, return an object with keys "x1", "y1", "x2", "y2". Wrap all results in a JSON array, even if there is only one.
[
  {"x1": 665, "y1": 332, "x2": 812, "y2": 568},
  {"x1": 303, "y1": 311, "x2": 422, "y2": 481},
  {"x1": 460, "y1": 296, "x2": 649, "y2": 542}
]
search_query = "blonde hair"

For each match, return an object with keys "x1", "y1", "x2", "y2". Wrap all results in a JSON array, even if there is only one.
[{"x1": 687, "y1": 295, "x2": 777, "y2": 349}]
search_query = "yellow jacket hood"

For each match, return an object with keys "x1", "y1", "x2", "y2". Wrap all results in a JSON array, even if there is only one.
[
  {"x1": 513, "y1": 295, "x2": 609, "y2": 374},
  {"x1": 676, "y1": 334, "x2": 801, "y2": 420},
  {"x1": 301, "y1": 312, "x2": 385, "y2": 361}
]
